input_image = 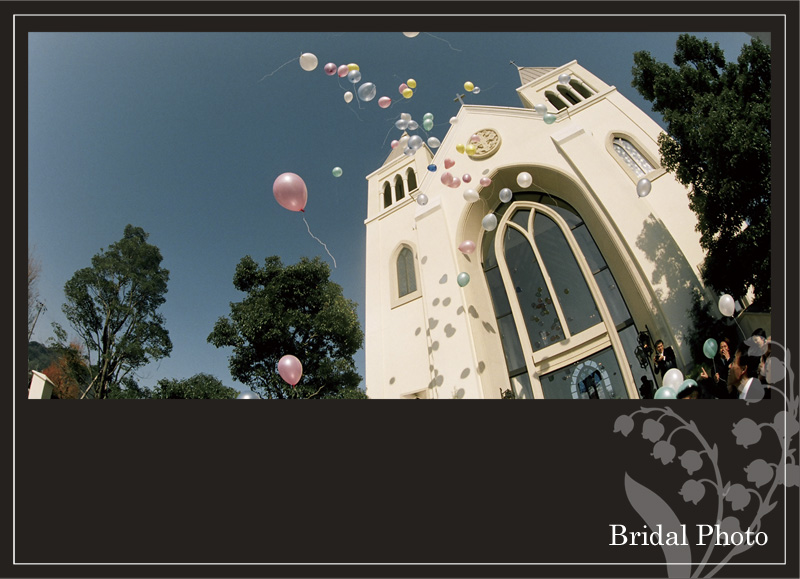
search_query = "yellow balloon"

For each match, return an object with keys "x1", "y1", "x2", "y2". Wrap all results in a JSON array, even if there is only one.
[
  {"x1": 347, "y1": 63, "x2": 359, "y2": 71},
  {"x1": 464, "y1": 81, "x2": 474, "y2": 92},
  {"x1": 456, "y1": 143, "x2": 465, "y2": 154},
  {"x1": 407, "y1": 78, "x2": 417, "y2": 89},
  {"x1": 466, "y1": 143, "x2": 477, "y2": 156},
  {"x1": 402, "y1": 88, "x2": 413, "y2": 99}
]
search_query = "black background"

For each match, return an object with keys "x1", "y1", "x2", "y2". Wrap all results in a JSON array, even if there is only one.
[{"x1": 11, "y1": 2, "x2": 799, "y2": 578}]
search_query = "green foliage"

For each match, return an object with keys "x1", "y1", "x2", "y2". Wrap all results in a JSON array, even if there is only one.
[
  {"x1": 59, "y1": 225, "x2": 172, "y2": 398},
  {"x1": 207, "y1": 255, "x2": 365, "y2": 399},
  {"x1": 151, "y1": 373, "x2": 239, "y2": 399},
  {"x1": 631, "y1": 35, "x2": 771, "y2": 308},
  {"x1": 107, "y1": 376, "x2": 153, "y2": 399},
  {"x1": 27, "y1": 341, "x2": 57, "y2": 373}
]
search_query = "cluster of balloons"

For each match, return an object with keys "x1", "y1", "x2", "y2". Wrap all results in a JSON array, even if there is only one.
[
  {"x1": 391, "y1": 112, "x2": 441, "y2": 156},
  {"x1": 398, "y1": 78, "x2": 417, "y2": 100},
  {"x1": 463, "y1": 81, "x2": 481, "y2": 95},
  {"x1": 452, "y1": 133, "x2": 482, "y2": 157},
  {"x1": 298, "y1": 53, "x2": 394, "y2": 109},
  {"x1": 654, "y1": 367, "x2": 685, "y2": 399}
]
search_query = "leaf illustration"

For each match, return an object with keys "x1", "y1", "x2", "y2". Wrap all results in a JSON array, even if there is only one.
[{"x1": 624, "y1": 472, "x2": 692, "y2": 578}]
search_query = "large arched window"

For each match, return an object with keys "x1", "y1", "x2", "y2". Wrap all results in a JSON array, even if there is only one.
[
  {"x1": 482, "y1": 192, "x2": 641, "y2": 399},
  {"x1": 396, "y1": 246, "x2": 417, "y2": 298}
]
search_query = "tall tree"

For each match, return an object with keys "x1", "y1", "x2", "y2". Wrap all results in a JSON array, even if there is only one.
[
  {"x1": 208, "y1": 255, "x2": 366, "y2": 399},
  {"x1": 57, "y1": 225, "x2": 172, "y2": 399},
  {"x1": 631, "y1": 35, "x2": 771, "y2": 308},
  {"x1": 41, "y1": 340, "x2": 90, "y2": 399}
]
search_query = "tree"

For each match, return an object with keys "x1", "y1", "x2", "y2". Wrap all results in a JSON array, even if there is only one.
[
  {"x1": 40, "y1": 340, "x2": 90, "y2": 399},
  {"x1": 631, "y1": 35, "x2": 771, "y2": 308},
  {"x1": 57, "y1": 225, "x2": 172, "y2": 399},
  {"x1": 150, "y1": 373, "x2": 239, "y2": 399},
  {"x1": 28, "y1": 249, "x2": 45, "y2": 340},
  {"x1": 208, "y1": 255, "x2": 366, "y2": 399}
]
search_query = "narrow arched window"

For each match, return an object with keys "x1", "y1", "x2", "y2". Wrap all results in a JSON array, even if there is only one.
[
  {"x1": 545, "y1": 90, "x2": 568, "y2": 111},
  {"x1": 383, "y1": 182, "x2": 393, "y2": 209},
  {"x1": 394, "y1": 175, "x2": 405, "y2": 201},
  {"x1": 407, "y1": 168, "x2": 418, "y2": 191},
  {"x1": 557, "y1": 84, "x2": 581, "y2": 105},
  {"x1": 569, "y1": 79, "x2": 593, "y2": 99},
  {"x1": 396, "y1": 247, "x2": 417, "y2": 297},
  {"x1": 612, "y1": 137, "x2": 655, "y2": 178}
]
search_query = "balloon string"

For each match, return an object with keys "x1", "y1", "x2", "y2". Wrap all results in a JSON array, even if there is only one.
[
  {"x1": 422, "y1": 32, "x2": 463, "y2": 51},
  {"x1": 733, "y1": 316, "x2": 747, "y2": 340},
  {"x1": 258, "y1": 57, "x2": 299, "y2": 83},
  {"x1": 303, "y1": 216, "x2": 337, "y2": 268}
]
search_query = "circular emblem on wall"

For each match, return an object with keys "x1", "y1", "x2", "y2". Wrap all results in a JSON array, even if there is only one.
[{"x1": 471, "y1": 128, "x2": 501, "y2": 159}]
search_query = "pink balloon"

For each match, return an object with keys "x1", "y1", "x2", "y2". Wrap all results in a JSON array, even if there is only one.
[
  {"x1": 390, "y1": 140, "x2": 399, "y2": 149},
  {"x1": 462, "y1": 174, "x2": 472, "y2": 183},
  {"x1": 398, "y1": 83, "x2": 408, "y2": 94},
  {"x1": 378, "y1": 96, "x2": 392, "y2": 109},
  {"x1": 324, "y1": 63, "x2": 337, "y2": 76},
  {"x1": 450, "y1": 177, "x2": 461, "y2": 188},
  {"x1": 440, "y1": 172, "x2": 454, "y2": 186},
  {"x1": 470, "y1": 134, "x2": 480, "y2": 143},
  {"x1": 458, "y1": 240, "x2": 476, "y2": 254},
  {"x1": 337, "y1": 64, "x2": 349, "y2": 77},
  {"x1": 272, "y1": 172, "x2": 308, "y2": 212},
  {"x1": 479, "y1": 177, "x2": 492, "y2": 187},
  {"x1": 444, "y1": 158, "x2": 455, "y2": 169},
  {"x1": 278, "y1": 354, "x2": 303, "y2": 386}
]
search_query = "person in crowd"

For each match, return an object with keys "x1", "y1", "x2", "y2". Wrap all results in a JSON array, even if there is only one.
[
  {"x1": 751, "y1": 328, "x2": 769, "y2": 383},
  {"x1": 727, "y1": 338, "x2": 766, "y2": 400},
  {"x1": 699, "y1": 337, "x2": 733, "y2": 398},
  {"x1": 638, "y1": 375, "x2": 655, "y2": 399},
  {"x1": 653, "y1": 339, "x2": 678, "y2": 380},
  {"x1": 677, "y1": 384, "x2": 700, "y2": 399}
]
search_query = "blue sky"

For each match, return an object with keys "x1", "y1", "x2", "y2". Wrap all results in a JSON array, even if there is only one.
[{"x1": 26, "y1": 28, "x2": 756, "y2": 393}]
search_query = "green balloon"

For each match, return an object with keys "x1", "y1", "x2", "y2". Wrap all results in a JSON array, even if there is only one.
[
  {"x1": 543, "y1": 113, "x2": 556, "y2": 125},
  {"x1": 423, "y1": 112, "x2": 434, "y2": 121},
  {"x1": 422, "y1": 119, "x2": 434, "y2": 132},
  {"x1": 654, "y1": 386, "x2": 677, "y2": 399},
  {"x1": 702, "y1": 338, "x2": 718, "y2": 359},
  {"x1": 332, "y1": 167, "x2": 343, "y2": 178},
  {"x1": 457, "y1": 272, "x2": 470, "y2": 287}
]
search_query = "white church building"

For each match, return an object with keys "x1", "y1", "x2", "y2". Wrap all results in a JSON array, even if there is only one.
[{"x1": 363, "y1": 61, "x2": 714, "y2": 400}]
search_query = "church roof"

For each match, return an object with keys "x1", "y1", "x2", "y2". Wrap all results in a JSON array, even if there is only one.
[{"x1": 516, "y1": 66, "x2": 557, "y2": 86}]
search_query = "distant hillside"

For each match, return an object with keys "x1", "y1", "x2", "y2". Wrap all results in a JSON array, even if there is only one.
[{"x1": 28, "y1": 340, "x2": 57, "y2": 373}]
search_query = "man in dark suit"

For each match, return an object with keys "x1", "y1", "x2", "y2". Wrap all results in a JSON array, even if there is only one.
[{"x1": 653, "y1": 339, "x2": 678, "y2": 380}]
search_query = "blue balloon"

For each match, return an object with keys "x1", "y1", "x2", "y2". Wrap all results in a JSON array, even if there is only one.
[{"x1": 427, "y1": 164, "x2": 437, "y2": 172}]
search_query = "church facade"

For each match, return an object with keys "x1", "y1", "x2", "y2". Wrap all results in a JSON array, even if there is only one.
[{"x1": 363, "y1": 61, "x2": 712, "y2": 399}]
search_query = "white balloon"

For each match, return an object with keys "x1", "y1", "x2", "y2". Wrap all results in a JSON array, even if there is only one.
[
  {"x1": 395, "y1": 119, "x2": 408, "y2": 130},
  {"x1": 403, "y1": 147, "x2": 414, "y2": 156},
  {"x1": 416, "y1": 193, "x2": 429, "y2": 205},
  {"x1": 482, "y1": 214, "x2": 498, "y2": 231},
  {"x1": 343, "y1": 91, "x2": 353, "y2": 103},
  {"x1": 401, "y1": 112, "x2": 412, "y2": 121},
  {"x1": 472, "y1": 86, "x2": 481, "y2": 94},
  {"x1": 449, "y1": 116, "x2": 458, "y2": 125},
  {"x1": 636, "y1": 177, "x2": 652, "y2": 197},
  {"x1": 463, "y1": 189, "x2": 479, "y2": 202},
  {"x1": 534, "y1": 103, "x2": 548, "y2": 114},
  {"x1": 499, "y1": 188, "x2": 513, "y2": 203},
  {"x1": 403, "y1": 32, "x2": 420, "y2": 38},
  {"x1": 427, "y1": 137, "x2": 441, "y2": 149},
  {"x1": 662, "y1": 368, "x2": 684, "y2": 390},
  {"x1": 558, "y1": 73, "x2": 571, "y2": 84},
  {"x1": 718, "y1": 294, "x2": 736, "y2": 317},
  {"x1": 357, "y1": 82, "x2": 377, "y2": 102},
  {"x1": 408, "y1": 135, "x2": 423, "y2": 150},
  {"x1": 517, "y1": 171, "x2": 533, "y2": 188},
  {"x1": 347, "y1": 69, "x2": 362, "y2": 84},
  {"x1": 237, "y1": 391, "x2": 260, "y2": 399},
  {"x1": 407, "y1": 120, "x2": 419, "y2": 130},
  {"x1": 299, "y1": 53, "x2": 318, "y2": 71}
]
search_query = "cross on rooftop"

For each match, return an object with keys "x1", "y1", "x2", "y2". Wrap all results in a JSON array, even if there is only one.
[{"x1": 454, "y1": 93, "x2": 466, "y2": 104}]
